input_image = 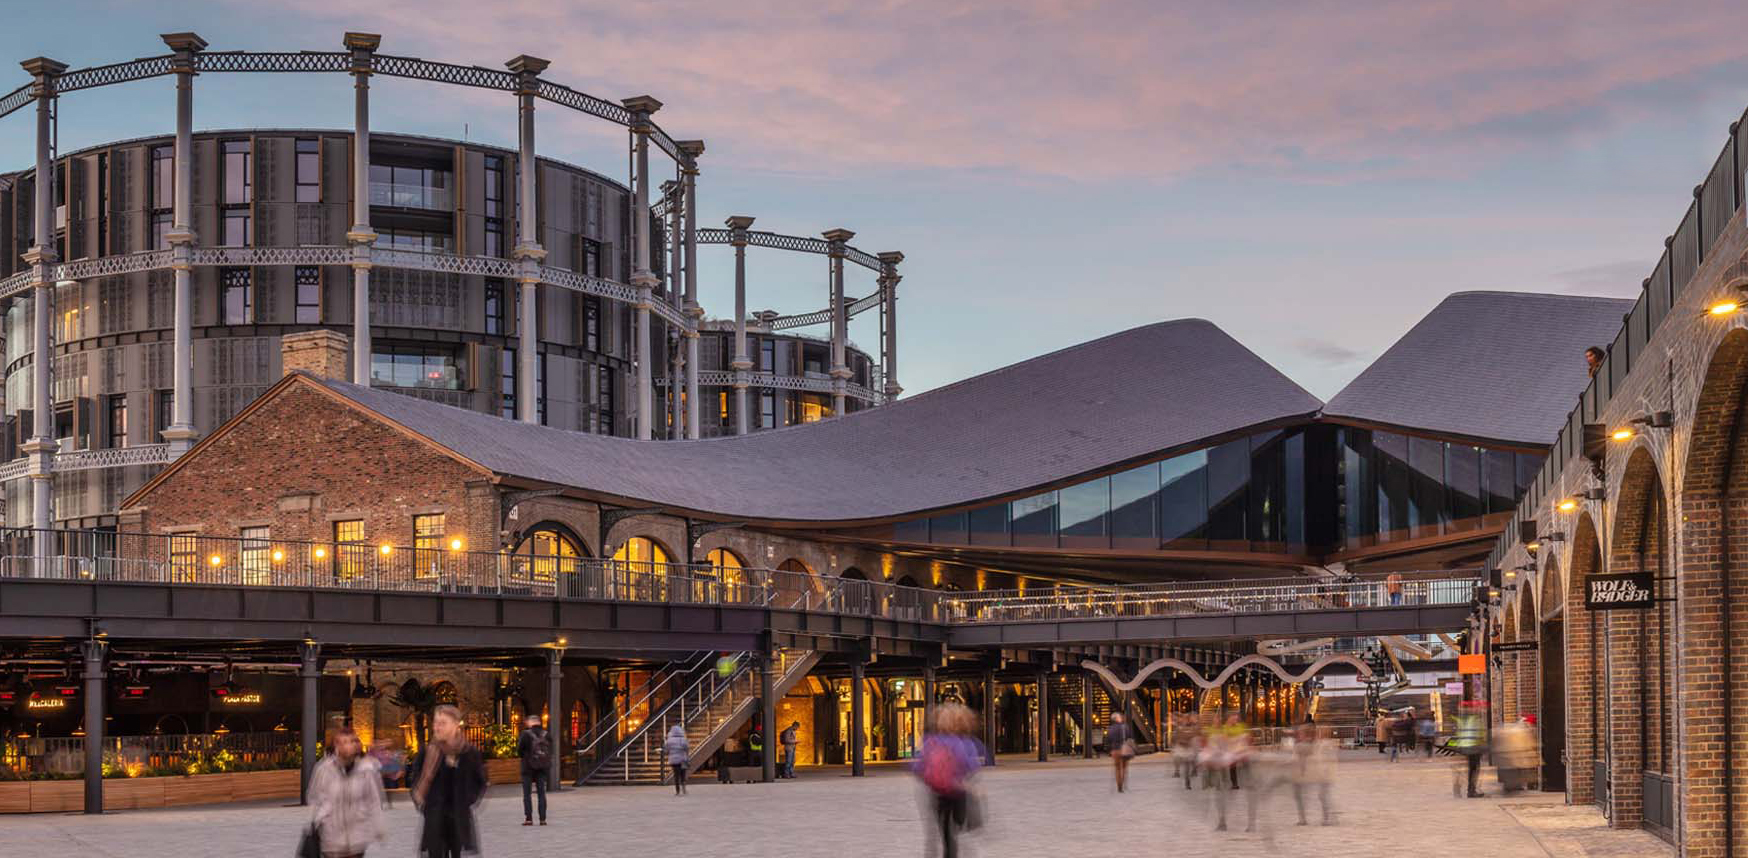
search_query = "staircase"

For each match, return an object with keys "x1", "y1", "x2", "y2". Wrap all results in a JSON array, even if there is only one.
[
  {"x1": 1047, "y1": 672, "x2": 1158, "y2": 753},
  {"x1": 580, "y1": 648, "x2": 820, "y2": 785}
]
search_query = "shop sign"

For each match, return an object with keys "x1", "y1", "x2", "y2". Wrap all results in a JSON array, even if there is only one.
[
  {"x1": 24, "y1": 695, "x2": 68, "y2": 713},
  {"x1": 217, "y1": 691, "x2": 264, "y2": 705},
  {"x1": 1494, "y1": 640, "x2": 1538, "y2": 653},
  {"x1": 1584, "y1": 572, "x2": 1654, "y2": 610},
  {"x1": 1456, "y1": 654, "x2": 1486, "y2": 675},
  {"x1": 1443, "y1": 681, "x2": 1465, "y2": 695}
]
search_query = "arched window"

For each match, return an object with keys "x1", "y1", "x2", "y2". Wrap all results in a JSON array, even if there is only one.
[
  {"x1": 774, "y1": 558, "x2": 821, "y2": 607},
  {"x1": 512, "y1": 524, "x2": 585, "y2": 583},
  {"x1": 613, "y1": 536, "x2": 672, "y2": 600},
  {"x1": 704, "y1": 548, "x2": 748, "y2": 603},
  {"x1": 840, "y1": 568, "x2": 867, "y2": 580}
]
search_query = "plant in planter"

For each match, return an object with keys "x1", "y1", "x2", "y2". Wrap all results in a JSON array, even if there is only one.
[
  {"x1": 390, "y1": 678, "x2": 446, "y2": 745},
  {"x1": 480, "y1": 724, "x2": 518, "y2": 760}
]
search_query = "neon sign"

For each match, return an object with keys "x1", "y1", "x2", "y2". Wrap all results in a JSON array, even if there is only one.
[
  {"x1": 217, "y1": 691, "x2": 263, "y2": 705},
  {"x1": 25, "y1": 696, "x2": 67, "y2": 711}
]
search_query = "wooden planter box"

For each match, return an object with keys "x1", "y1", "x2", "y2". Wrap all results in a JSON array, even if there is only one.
[
  {"x1": 0, "y1": 768, "x2": 301, "y2": 813},
  {"x1": 484, "y1": 758, "x2": 521, "y2": 785}
]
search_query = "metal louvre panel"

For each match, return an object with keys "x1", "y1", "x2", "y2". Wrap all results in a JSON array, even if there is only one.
[
  {"x1": 56, "y1": 56, "x2": 175, "y2": 92},
  {"x1": 194, "y1": 51, "x2": 348, "y2": 74},
  {"x1": 374, "y1": 54, "x2": 514, "y2": 90}
]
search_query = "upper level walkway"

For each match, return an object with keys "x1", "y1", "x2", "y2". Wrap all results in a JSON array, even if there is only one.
[{"x1": 0, "y1": 529, "x2": 1479, "y2": 655}]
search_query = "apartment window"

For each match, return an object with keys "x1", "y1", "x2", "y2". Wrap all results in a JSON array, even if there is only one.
[
  {"x1": 413, "y1": 513, "x2": 445, "y2": 579},
  {"x1": 536, "y1": 354, "x2": 546, "y2": 425},
  {"x1": 295, "y1": 139, "x2": 320, "y2": 203},
  {"x1": 378, "y1": 227, "x2": 453, "y2": 253},
  {"x1": 760, "y1": 391, "x2": 777, "y2": 429},
  {"x1": 483, "y1": 156, "x2": 504, "y2": 218},
  {"x1": 596, "y1": 365, "x2": 614, "y2": 435},
  {"x1": 333, "y1": 519, "x2": 365, "y2": 580},
  {"x1": 369, "y1": 163, "x2": 451, "y2": 210},
  {"x1": 759, "y1": 339, "x2": 775, "y2": 372},
  {"x1": 484, "y1": 279, "x2": 505, "y2": 335},
  {"x1": 294, "y1": 266, "x2": 321, "y2": 324},
  {"x1": 719, "y1": 391, "x2": 729, "y2": 424},
  {"x1": 151, "y1": 212, "x2": 172, "y2": 250},
  {"x1": 579, "y1": 237, "x2": 602, "y2": 277},
  {"x1": 221, "y1": 209, "x2": 250, "y2": 247},
  {"x1": 96, "y1": 152, "x2": 108, "y2": 256},
  {"x1": 240, "y1": 526, "x2": 271, "y2": 586},
  {"x1": 150, "y1": 145, "x2": 173, "y2": 211},
  {"x1": 220, "y1": 267, "x2": 252, "y2": 325},
  {"x1": 484, "y1": 220, "x2": 504, "y2": 258},
  {"x1": 107, "y1": 394, "x2": 127, "y2": 449},
  {"x1": 222, "y1": 140, "x2": 252, "y2": 204},
  {"x1": 371, "y1": 343, "x2": 463, "y2": 390},
  {"x1": 501, "y1": 348, "x2": 517, "y2": 418},
  {"x1": 583, "y1": 296, "x2": 600, "y2": 351},
  {"x1": 153, "y1": 390, "x2": 172, "y2": 443}
]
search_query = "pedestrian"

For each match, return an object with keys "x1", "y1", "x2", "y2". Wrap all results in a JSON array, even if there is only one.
[
  {"x1": 663, "y1": 725, "x2": 691, "y2": 796},
  {"x1": 516, "y1": 714, "x2": 550, "y2": 825},
  {"x1": 1289, "y1": 724, "x2": 1336, "y2": 826},
  {"x1": 913, "y1": 703, "x2": 985, "y2": 858},
  {"x1": 307, "y1": 726, "x2": 386, "y2": 858},
  {"x1": 1385, "y1": 571, "x2": 1404, "y2": 606},
  {"x1": 780, "y1": 721, "x2": 800, "y2": 779},
  {"x1": 1417, "y1": 711, "x2": 1437, "y2": 758},
  {"x1": 368, "y1": 738, "x2": 403, "y2": 808},
  {"x1": 1374, "y1": 711, "x2": 1390, "y2": 754},
  {"x1": 411, "y1": 704, "x2": 488, "y2": 858},
  {"x1": 1586, "y1": 345, "x2": 1606, "y2": 376},
  {"x1": 748, "y1": 728, "x2": 764, "y2": 771},
  {"x1": 1202, "y1": 714, "x2": 1250, "y2": 831},
  {"x1": 1450, "y1": 702, "x2": 1488, "y2": 798},
  {"x1": 1389, "y1": 710, "x2": 1413, "y2": 762},
  {"x1": 1107, "y1": 712, "x2": 1135, "y2": 792}
]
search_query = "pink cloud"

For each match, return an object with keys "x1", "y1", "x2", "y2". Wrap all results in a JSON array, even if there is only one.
[{"x1": 218, "y1": 0, "x2": 1748, "y2": 180}]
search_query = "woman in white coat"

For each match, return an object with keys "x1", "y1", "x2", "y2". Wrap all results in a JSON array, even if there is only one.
[{"x1": 308, "y1": 726, "x2": 387, "y2": 858}]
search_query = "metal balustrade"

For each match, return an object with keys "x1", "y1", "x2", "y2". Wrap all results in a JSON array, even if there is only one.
[
  {"x1": 4, "y1": 730, "x2": 301, "y2": 777},
  {"x1": 947, "y1": 576, "x2": 1479, "y2": 624}
]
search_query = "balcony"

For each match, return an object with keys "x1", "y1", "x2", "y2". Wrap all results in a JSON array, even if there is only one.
[{"x1": 369, "y1": 181, "x2": 451, "y2": 212}]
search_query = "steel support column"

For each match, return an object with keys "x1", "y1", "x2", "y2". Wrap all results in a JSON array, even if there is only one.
[
  {"x1": 878, "y1": 252, "x2": 903, "y2": 400},
  {"x1": 1036, "y1": 663, "x2": 1049, "y2": 762},
  {"x1": 162, "y1": 34, "x2": 205, "y2": 459},
  {"x1": 623, "y1": 96, "x2": 662, "y2": 439},
  {"x1": 1081, "y1": 671, "x2": 1094, "y2": 758},
  {"x1": 509, "y1": 55, "x2": 550, "y2": 426},
  {"x1": 726, "y1": 216, "x2": 754, "y2": 435},
  {"x1": 923, "y1": 663, "x2": 937, "y2": 734},
  {"x1": 21, "y1": 57, "x2": 64, "y2": 557},
  {"x1": 982, "y1": 669, "x2": 997, "y2": 766},
  {"x1": 344, "y1": 33, "x2": 380, "y2": 385},
  {"x1": 678, "y1": 142, "x2": 704, "y2": 439},
  {"x1": 82, "y1": 638, "x2": 107, "y2": 814},
  {"x1": 851, "y1": 658, "x2": 866, "y2": 776},
  {"x1": 547, "y1": 645, "x2": 563, "y2": 791},
  {"x1": 299, "y1": 642, "x2": 321, "y2": 805},
  {"x1": 823, "y1": 229, "x2": 853, "y2": 416},
  {"x1": 760, "y1": 649, "x2": 776, "y2": 783}
]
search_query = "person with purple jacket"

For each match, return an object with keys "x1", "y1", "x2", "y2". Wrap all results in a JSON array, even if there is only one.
[{"x1": 912, "y1": 703, "x2": 986, "y2": 858}]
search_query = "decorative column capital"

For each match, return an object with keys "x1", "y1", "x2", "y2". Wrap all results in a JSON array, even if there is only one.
[
  {"x1": 677, "y1": 139, "x2": 705, "y2": 172},
  {"x1": 726, "y1": 215, "x2": 755, "y2": 245},
  {"x1": 161, "y1": 33, "x2": 208, "y2": 73},
  {"x1": 343, "y1": 32, "x2": 380, "y2": 74},
  {"x1": 621, "y1": 95, "x2": 663, "y2": 132},
  {"x1": 877, "y1": 250, "x2": 905, "y2": 272},
  {"x1": 822, "y1": 228, "x2": 855, "y2": 256},
  {"x1": 506, "y1": 54, "x2": 550, "y2": 94},
  {"x1": 20, "y1": 246, "x2": 56, "y2": 268},
  {"x1": 19, "y1": 57, "x2": 68, "y2": 88}
]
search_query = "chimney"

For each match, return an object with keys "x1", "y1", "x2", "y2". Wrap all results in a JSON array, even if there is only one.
[{"x1": 281, "y1": 330, "x2": 352, "y2": 381}]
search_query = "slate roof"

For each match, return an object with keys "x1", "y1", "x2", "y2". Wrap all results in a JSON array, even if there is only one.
[
  {"x1": 1321, "y1": 291, "x2": 1635, "y2": 446},
  {"x1": 306, "y1": 319, "x2": 1323, "y2": 522}
]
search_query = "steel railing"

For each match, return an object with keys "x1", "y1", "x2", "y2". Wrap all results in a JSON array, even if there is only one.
[
  {"x1": 947, "y1": 577, "x2": 1479, "y2": 624},
  {"x1": 3, "y1": 730, "x2": 300, "y2": 777}
]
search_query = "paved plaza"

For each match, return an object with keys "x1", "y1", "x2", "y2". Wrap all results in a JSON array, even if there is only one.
[{"x1": 9, "y1": 751, "x2": 1670, "y2": 857}]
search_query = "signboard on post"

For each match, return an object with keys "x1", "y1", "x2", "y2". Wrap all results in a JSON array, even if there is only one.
[
  {"x1": 1457, "y1": 654, "x2": 1486, "y2": 675},
  {"x1": 1494, "y1": 640, "x2": 1538, "y2": 653},
  {"x1": 1584, "y1": 572, "x2": 1655, "y2": 610}
]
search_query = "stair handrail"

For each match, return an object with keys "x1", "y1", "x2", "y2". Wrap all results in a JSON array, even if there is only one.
[
  {"x1": 580, "y1": 651, "x2": 757, "y2": 783},
  {"x1": 573, "y1": 650, "x2": 715, "y2": 761},
  {"x1": 637, "y1": 651, "x2": 760, "y2": 774}
]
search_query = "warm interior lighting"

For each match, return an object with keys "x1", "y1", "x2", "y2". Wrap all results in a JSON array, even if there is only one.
[
  {"x1": 314, "y1": 547, "x2": 327, "y2": 559},
  {"x1": 449, "y1": 538, "x2": 464, "y2": 551},
  {"x1": 271, "y1": 549, "x2": 284, "y2": 563},
  {"x1": 1611, "y1": 427, "x2": 1635, "y2": 441},
  {"x1": 379, "y1": 543, "x2": 393, "y2": 556},
  {"x1": 1709, "y1": 300, "x2": 1740, "y2": 316},
  {"x1": 1504, "y1": 570, "x2": 1517, "y2": 579},
  {"x1": 208, "y1": 554, "x2": 223, "y2": 566},
  {"x1": 1557, "y1": 499, "x2": 1579, "y2": 512},
  {"x1": 1526, "y1": 541, "x2": 1541, "y2": 553}
]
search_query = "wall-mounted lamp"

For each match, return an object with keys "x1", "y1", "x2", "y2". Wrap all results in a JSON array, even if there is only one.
[
  {"x1": 1610, "y1": 412, "x2": 1673, "y2": 441},
  {"x1": 1556, "y1": 498, "x2": 1579, "y2": 513},
  {"x1": 1540, "y1": 530, "x2": 1566, "y2": 543}
]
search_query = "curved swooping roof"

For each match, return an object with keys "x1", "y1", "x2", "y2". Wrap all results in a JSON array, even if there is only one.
[
  {"x1": 1321, "y1": 291, "x2": 1635, "y2": 446},
  {"x1": 308, "y1": 319, "x2": 1322, "y2": 522}
]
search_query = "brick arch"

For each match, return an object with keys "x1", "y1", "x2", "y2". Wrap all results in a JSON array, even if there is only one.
[
  {"x1": 1562, "y1": 510, "x2": 1603, "y2": 803},
  {"x1": 1677, "y1": 324, "x2": 1748, "y2": 854},
  {"x1": 1518, "y1": 584, "x2": 1537, "y2": 638},
  {"x1": 1540, "y1": 554, "x2": 1563, "y2": 622},
  {"x1": 1604, "y1": 444, "x2": 1668, "y2": 827}
]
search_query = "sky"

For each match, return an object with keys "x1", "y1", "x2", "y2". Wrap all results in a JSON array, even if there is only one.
[{"x1": 3, "y1": 1, "x2": 1747, "y2": 398}]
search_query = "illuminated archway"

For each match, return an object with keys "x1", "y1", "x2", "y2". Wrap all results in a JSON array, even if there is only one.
[
  {"x1": 613, "y1": 536, "x2": 674, "y2": 600},
  {"x1": 511, "y1": 522, "x2": 587, "y2": 583},
  {"x1": 1609, "y1": 445, "x2": 1670, "y2": 816},
  {"x1": 702, "y1": 547, "x2": 748, "y2": 603}
]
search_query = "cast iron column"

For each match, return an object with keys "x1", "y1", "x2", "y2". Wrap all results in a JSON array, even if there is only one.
[
  {"x1": 161, "y1": 33, "x2": 205, "y2": 459},
  {"x1": 1035, "y1": 663, "x2": 1049, "y2": 762},
  {"x1": 20, "y1": 57, "x2": 64, "y2": 559},
  {"x1": 547, "y1": 646, "x2": 563, "y2": 790},
  {"x1": 299, "y1": 642, "x2": 321, "y2": 804},
  {"x1": 878, "y1": 252, "x2": 903, "y2": 400},
  {"x1": 982, "y1": 668, "x2": 997, "y2": 765},
  {"x1": 760, "y1": 649, "x2": 776, "y2": 783},
  {"x1": 344, "y1": 33, "x2": 380, "y2": 384},
  {"x1": 1081, "y1": 671, "x2": 1093, "y2": 758},
  {"x1": 923, "y1": 663, "x2": 937, "y2": 734},
  {"x1": 726, "y1": 216, "x2": 754, "y2": 434},
  {"x1": 623, "y1": 96, "x2": 662, "y2": 439},
  {"x1": 82, "y1": 638, "x2": 107, "y2": 814},
  {"x1": 664, "y1": 180, "x2": 683, "y2": 438},
  {"x1": 823, "y1": 229, "x2": 853, "y2": 416},
  {"x1": 851, "y1": 658, "x2": 866, "y2": 776},
  {"x1": 678, "y1": 142, "x2": 704, "y2": 438},
  {"x1": 508, "y1": 55, "x2": 550, "y2": 425}
]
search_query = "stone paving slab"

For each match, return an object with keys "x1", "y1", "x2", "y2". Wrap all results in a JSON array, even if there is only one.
[{"x1": 5, "y1": 751, "x2": 1673, "y2": 857}]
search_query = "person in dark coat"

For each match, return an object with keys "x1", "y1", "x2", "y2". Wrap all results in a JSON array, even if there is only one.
[
  {"x1": 411, "y1": 704, "x2": 488, "y2": 857},
  {"x1": 515, "y1": 714, "x2": 550, "y2": 825}
]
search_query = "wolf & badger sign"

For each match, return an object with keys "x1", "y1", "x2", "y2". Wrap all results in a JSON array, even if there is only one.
[{"x1": 1584, "y1": 571, "x2": 1655, "y2": 610}]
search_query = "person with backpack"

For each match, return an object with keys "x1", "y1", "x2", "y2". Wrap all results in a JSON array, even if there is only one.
[
  {"x1": 779, "y1": 721, "x2": 800, "y2": 779},
  {"x1": 1107, "y1": 712, "x2": 1136, "y2": 792},
  {"x1": 516, "y1": 714, "x2": 551, "y2": 826},
  {"x1": 663, "y1": 725, "x2": 691, "y2": 796},
  {"x1": 912, "y1": 703, "x2": 985, "y2": 858}
]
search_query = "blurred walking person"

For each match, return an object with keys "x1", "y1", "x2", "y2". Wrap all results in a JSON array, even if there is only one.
[
  {"x1": 664, "y1": 725, "x2": 691, "y2": 795},
  {"x1": 411, "y1": 704, "x2": 488, "y2": 858},
  {"x1": 1374, "y1": 710, "x2": 1390, "y2": 754},
  {"x1": 307, "y1": 726, "x2": 386, "y2": 858},
  {"x1": 1203, "y1": 714, "x2": 1250, "y2": 831},
  {"x1": 368, "y1": 737, "x2": 403, "y2": 809},
  {"x1": 1450, "y1": 701, "x2": 1488, "y2": 798},
  {"x1": 516, "y1": 714, "x2": 550, "y2": 825},
  {"x1": 1289, "y1": 724, "x2": 1337, "y2": 826},
  {"x1": 1107, "y1": 712, "x2": 1136, "y2": 792},
  {"x1": 1389, "y1": 710, "x2": 1413, "y2": 762},
  {"x1": 913, "y1": 703, "x2": 985, "y2": 858},
  {"x1": 1417, "y1": 711, "x2": 1437, "y2": 758}
]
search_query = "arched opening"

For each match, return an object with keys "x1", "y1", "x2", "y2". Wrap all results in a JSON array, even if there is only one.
[
  {"x1": 510, "y1": 522, "x2": 588, "y2": 585},
  {"x1": 840, "y1": 568, "x2": 867, "y2": 580},
  {"x1": 702, "y1": 547, "x2": 748, "y2": 603},
  {"x1": 1607, "y1": 445, "x2": 1671, "y2": 831},
  {"x1": 1516, "y1": 584, "x2": 1539, "y2": 727},
  {"x1": 1566, "y1": 510, "x2": 1604, "y2": 807},
  {"x1": 613, "y1": 536, "x2": 673, "y2": 600},
  {"x1": 1539, "y1": 555, "x2": 1567, "y2": 792},
  {"x1": 774, "y1": 558, "x2": 821, "y2": 607},
  {"x1": 1678, "y1": 325, "x2": 1748, "y2": 854},
  {"x1": 895, "y1": 575, "x2": 919, "y2": 588},
  {"x1": 1499, "y1": 601, "x2": 1519, "y2": 723}
]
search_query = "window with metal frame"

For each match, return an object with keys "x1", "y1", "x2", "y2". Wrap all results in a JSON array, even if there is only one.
[
  {"x1": 240, "y1": 526, "x2": 271, "y2": 586},
  {"x1": 220, "y1": 267, "x2": 252, "y2": 325},
  {"x1": 412, "y1": 513, "x2": 445, "y2": 579},
  {"x1": 333, "y1": 519, "x2": 365, "y2": 581},
  {"x1": 295, "y1": 139, "x2": 320, "y2": 203},
  {"x1": 294, "y1": 267, "x2": 321, "y2": 324}
]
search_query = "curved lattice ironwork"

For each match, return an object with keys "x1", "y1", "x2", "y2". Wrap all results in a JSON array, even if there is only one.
[
  {"x1": 374, "y1": 54, "x2": 514, "y2": 90},
  {"x1": 195, "y1": 51, "x2": 348, "y2": 74},
  {"x1": 0, "y1": 82, "x2": 35, "y2": 120},
  {"x1": 57, "y1": 56, "x2": 174, "y2": 92},
  {"x1": 536, "y1": 81, "x2": 631, "y2": 126}
]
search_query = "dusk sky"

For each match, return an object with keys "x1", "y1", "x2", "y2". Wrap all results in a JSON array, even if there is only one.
[{"x1": 5, "y1": 1, "x2": 1748, "y2": 398}]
